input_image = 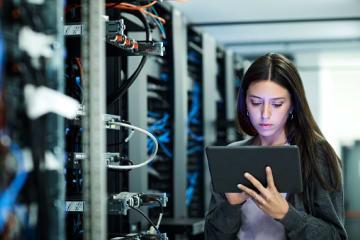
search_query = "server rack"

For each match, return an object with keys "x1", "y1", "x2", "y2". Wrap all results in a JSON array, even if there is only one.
[
  {"x1": 0, "y1": 0, "x2": 249, "y2": 239},
  {"x1": 106, "y1": 38, "x2": 130, "y2": 237},
  {"x1": 186, "y1": 27, "x2": 205, "y2": 218},
  {"x1": 152, "y1": 19, "x2": 214, "y2": 240},
  {"x1": 64, "y1": 12, "x2": 85, "y2": 240},
  {"x1": 232, "y1": 54, "x2": 246, "y2": 141},
  {"x1": 186, "y1": 26, "x2": 218, "y2": 218},
  {"x1": 126, "y1": 3, "x2": 173, "y2": 231},
  {"x1": 214, "y1": 46, "x2": 238, "y2": 146},
  {"x1": 1, "y1": 1, "x2": 65, "y2": 239},
  {"x1": 104, "y1": 6, "x2": 134, "y2": 238},
  {"x1": 64, "y1": 1, "x2": 169, "y2": 239},
  {"x1": 343, "y1": 141, "x2": 360, "y2": 239},
  {"x1": 215, "y1": 46, "x2": 228, "y2": 145},
  {"x1": 145, "y1": 4, "x2": 175, "y2": 221},
  {"x1": 234, "y1": 54, "x2": 245, "y2": 98},
  {"x1": 224, "y1": 50, "x2": 241, "y2": 143}
]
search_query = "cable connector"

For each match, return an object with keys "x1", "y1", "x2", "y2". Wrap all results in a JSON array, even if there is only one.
[
  {"x1": 108, "y1": 192, "x2": 167, "y2": 215},
  {"x1": 137, "y1": 41, "x2": 165, "y2": 56},
  {"x1": 107, "y1": 34, "x2": 139, "y2": 52},
  {"x1": 104, "y1": 114, "x2": 122, "y2": 130},
  {"x1": 67, "y1": 152, "x2": 122, "y2": 168},
  {"x1": 106, "y1": 19, "x2": 126, "y2": 37},
  {"x1": 110, "y1": 232, "x2": 167, "y2": 240},
  {"x1": 140, "y1": 193, "x2": 167, "y2": 208},
  {"x1": 114, "y1": 192, "x2": 141, "y2": 207},
  {"x1": 109, "y1": 192, "x2": 141, "y2": 215},
  {"x1": 106, "y1": 35, "x2": 164, "y2": 56},
  {"x1": 75, "y1": 105, "x2": 122, "y2": 130}
]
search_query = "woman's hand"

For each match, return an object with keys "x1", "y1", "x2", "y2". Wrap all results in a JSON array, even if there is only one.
[
  {"x1": 225, "y1": 192, "x2": 250, "y2": 205},
  {"x1": 237, "y1": 166, "x2": 289, "y2": 220}
]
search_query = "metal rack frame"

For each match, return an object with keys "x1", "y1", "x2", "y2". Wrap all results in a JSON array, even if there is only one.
[{"x1": 81, "y1": 0, "x2": 107, "y2": 239}]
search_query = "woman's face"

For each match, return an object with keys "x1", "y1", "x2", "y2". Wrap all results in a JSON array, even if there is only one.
[{"x1": 246, "y1": 80, "x2": 292, "y2": 142}]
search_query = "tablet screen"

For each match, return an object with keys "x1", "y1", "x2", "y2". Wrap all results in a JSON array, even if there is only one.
[{"x1": 206, "y1": 145, "x2": 303, "y2": 193}]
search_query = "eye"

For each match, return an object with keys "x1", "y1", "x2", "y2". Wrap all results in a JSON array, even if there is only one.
[
  {"x1": 251, "y1": 101, "x2": 262, "y2": 106},
  {"x1": 273, "y1": 103, "x2": 283, "y2": 108}
]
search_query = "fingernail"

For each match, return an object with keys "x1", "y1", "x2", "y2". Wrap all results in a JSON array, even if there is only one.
[
  {"x1": 237, "y1": 184, "x2": 242, "y2": 188},
  {"x1": 244, "y1": 172, "x2": 249, "y2": 177},
  {"x1": 266, "y1": 166, "x2": 270, "y2": 171}
]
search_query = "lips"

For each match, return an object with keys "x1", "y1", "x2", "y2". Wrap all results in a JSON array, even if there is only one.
[{"x1": 259, "y1": 123, "x2": 273, "y2": 129}]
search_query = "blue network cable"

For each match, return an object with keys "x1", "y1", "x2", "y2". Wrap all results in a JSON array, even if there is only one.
[
  {"x1": 148, "y1": 113, "x2": 169, "y2": 132},
  {"x1": 186, "y1": 170, "x2": 199, "y2": 205},
  {"x1": 187, "y1": 145, "x2": 203, "y2": 155},
  {"x1": 186, "y1": 83, "x2": 204, "y2": 204},
  {"x1": 157, "y1": 132, "x2": 172, "y2": 158},
  {"x1": 72, "y1": 169, "x2": 82, "y2": 192},
  {"x1": 147, "y1": 113, "x2": 173, "y2": 160},
  {"x1": 75, "y1": 76, "x2": 83, "y2": 91},
  {"x1": 148, "y1": 111, "x2": 162, "y2": 118},
  {"x1": 188, "y1": 140, "x2": 201, "y2": 148},
  {"x1": 188, "y1": 51, "x2": 201, "y2": 64},
  {"x1": 0, "y1": 142, "x2": 28, "y2": 232},
  {"x1": 187, "y1": 83, "x2": 204, "y2": 142}
]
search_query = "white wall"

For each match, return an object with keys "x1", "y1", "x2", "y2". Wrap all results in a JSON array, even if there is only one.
[
  {"x1": 319, "y1": 51, "x2": 360, "y2": 154},
  {"x1": 295, "y1": 50, "x2": 360, "y2": 155},
  {"x1": 295, "y1": 52, "x2": 321, "y2": 124}
]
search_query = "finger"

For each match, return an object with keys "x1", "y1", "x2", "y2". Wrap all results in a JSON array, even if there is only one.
[
  {"x1": 253, "y1": 198, "x2": 264, "y2": 209},
  {"x1": 244, "y1": 172, "x2": 267, "y2": 195},
  {"x1": 238, "y1": 184, "x2": 265, "y2": 205},
  {"x1": 266, "y1": 166, "x2": 276, "y2": 190},
  {"x1": 235, "y1": 187, "x2": 251, "y2": 199}
]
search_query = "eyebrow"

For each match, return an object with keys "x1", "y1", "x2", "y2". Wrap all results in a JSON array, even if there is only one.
[{"x1": 248, "y1": 95, "x2": 286, "y2": 100}]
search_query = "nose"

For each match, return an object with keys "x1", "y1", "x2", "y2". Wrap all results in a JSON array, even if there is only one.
[{"x1": 261, "y1": 103, "x2": 271, "y2": 120}]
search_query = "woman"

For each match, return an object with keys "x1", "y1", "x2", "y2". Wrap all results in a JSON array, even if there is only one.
[{"x1": 205, "y1": 53, "x2": 347, "y2": 239}]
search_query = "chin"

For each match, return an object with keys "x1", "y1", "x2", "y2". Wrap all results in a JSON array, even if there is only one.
[{"x1": 256, "y1": 128, "x2": 277, "y2": 137}]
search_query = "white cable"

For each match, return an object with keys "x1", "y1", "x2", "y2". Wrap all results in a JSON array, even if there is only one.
[
  {"x1": 124, "y1": 129, "x2": 135, "y2": 143},
  {"x1": 156, "y1": 213, "x2": 163, "y2": 229},
  {"x1": 107, "y1": 122, "x2": 158, "y2": 170}
]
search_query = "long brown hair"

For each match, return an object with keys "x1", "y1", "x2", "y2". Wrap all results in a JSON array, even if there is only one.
[{"x1": 236, "y1": 53, "x2": 342, "y2": 200}]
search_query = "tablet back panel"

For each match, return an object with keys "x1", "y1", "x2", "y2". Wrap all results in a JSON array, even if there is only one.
[{"x1": 206, "y1": 146, "x2": 303, "y2": 193}]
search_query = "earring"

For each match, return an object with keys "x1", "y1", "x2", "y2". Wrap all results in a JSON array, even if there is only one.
[
  {"x1": 246, "y1": 110, "x2": 249, "y2": 116},
  {"x1": 289, "y1": 112, "x2": 294, "y2": 120}
]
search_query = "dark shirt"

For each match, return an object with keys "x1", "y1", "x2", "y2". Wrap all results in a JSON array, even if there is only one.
[{"x1": 205, "y1": 137, "x2": 348, "y2": 240}]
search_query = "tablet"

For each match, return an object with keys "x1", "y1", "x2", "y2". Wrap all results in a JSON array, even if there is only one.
[{"x1": 205, "y1": 145, "x2": 303, "y2": 193}]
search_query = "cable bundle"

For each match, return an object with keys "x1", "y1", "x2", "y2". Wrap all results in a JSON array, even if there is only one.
[{"x1": 147, "y1": 112, "x2": 172, "y2": 160}]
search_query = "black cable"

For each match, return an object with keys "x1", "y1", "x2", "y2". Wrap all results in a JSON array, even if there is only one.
[
  {"x1": 140, "y1": 196, "x2": 164, "y2": 232},
  {"x1": 106, "y1": 9, "x2": 151, "y2": 106},
  {"x1": 142, "y1": 196, "x2": 164, "y2": 213},
  {"x1": 154, "y1": 199, "x2": 163, "y2": 213},
  {"x1": 129, "y1": 206, "x2": 159, "y2": 233}
]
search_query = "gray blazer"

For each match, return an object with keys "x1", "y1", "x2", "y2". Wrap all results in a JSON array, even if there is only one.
[{"x1": 205, "y1": 138, "x2": 348, "y2": 239}]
